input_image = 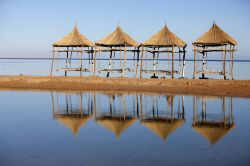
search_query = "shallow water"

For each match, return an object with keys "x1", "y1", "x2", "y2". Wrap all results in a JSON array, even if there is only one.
[
  {"x1": 0, "y1": 90, "x2": 250, "y2": 166},
  {"x1": 0, "y1": 58, "x2": 250, "y2": 80}
]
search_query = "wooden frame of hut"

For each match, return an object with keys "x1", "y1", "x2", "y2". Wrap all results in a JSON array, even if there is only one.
[
  {"x1": 193, "y1": 22, "x2": 237, "y2": 80},
  {"x1": 141, "y1": 24, "x2": 187, "y2": 79},
  {"x1": 140, "y1": 95, "x2": 185, "y2": 141},
  {"x1": 51, "y1": 24, "x2": 94, "y2": 76},
  {"x1": 192, "y1": 96, "x2": 234, "y2": 145},
  {"x1": 95, "y1": 24, "x2": 139, "y2": 77}
]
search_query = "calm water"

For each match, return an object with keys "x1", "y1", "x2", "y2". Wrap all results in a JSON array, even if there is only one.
[
  {"x1": 0, "y1": 90, "x2": 250, "y2": 166},
  {"x1": 0, "y1": 58, "x2": 250, "y2": 79}
]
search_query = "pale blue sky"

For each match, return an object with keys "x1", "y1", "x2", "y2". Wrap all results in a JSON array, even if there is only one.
[{"x1": 0, "y1": 0, "x2": 249, "y2": 59}]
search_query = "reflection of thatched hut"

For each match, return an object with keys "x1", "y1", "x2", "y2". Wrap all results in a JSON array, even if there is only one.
[
  {"x1": 96, "y1": 116, "x2": 136, "y2": 138},
  {"x1": 141, "y1": 118, "x2": 184, "y2": 141},
  {"x1": 193, "y1": 22, "x2": 237, "y2": 79},
  {"x1": 142, "y1": 24, "x2": 187, "y2": 78},
  {"x1": 54, "y1": 114, "x2": 91, "y2": 136},
  {"x1": 51, "y1": 23, "x2": 94, "y2": 76},
  {"x1": 192, "y1": 96, "x2": 235, "y2": 145},
  {"x1": 192, "y1": 122, "x2": 235, "y2": 145},
  {"x1": 96, "y1": 25, "x2": 139, "y2": 77}
]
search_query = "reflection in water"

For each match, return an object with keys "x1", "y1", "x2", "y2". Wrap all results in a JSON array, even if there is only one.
[
  {"x1": 95, "y1": 93, "x2": 137, "y2": 138},
  {"x1": 140, "y1": 95, "x2": 185, "y2": 141},
  {"x1": 192, "y1": 96, "x2": 235, "y2": 145},
  {"x1": 51, "y1": 92, "x2": 234, "y2": 144},
  {"x1": 51, "y1": 92, "x2": 93, "y2": 136}
]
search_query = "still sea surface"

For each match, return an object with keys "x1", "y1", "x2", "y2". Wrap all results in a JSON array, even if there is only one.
[{"x1": 0, "y1": 58, "x2": 250, "y2": 166}]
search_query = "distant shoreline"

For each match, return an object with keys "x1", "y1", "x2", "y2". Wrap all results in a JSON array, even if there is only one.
[
  {"x1": 0, "y1": 75, "x2": 249, "y2": 97},
  {"x1": 0, "y1": 57, "x2": 250, "y2": 62}
]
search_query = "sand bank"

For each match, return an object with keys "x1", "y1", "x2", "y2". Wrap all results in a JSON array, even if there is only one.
[{"x1": 0, "y1": 75, "x2": 250, "y2": 97}]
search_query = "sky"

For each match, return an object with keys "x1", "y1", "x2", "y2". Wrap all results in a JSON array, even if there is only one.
[{"x1": 0, "y1": 0, "x2": 250, "y2": 59}]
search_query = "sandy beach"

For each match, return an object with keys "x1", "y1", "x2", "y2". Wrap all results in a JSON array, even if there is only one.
[{"x1": 0, "y1": 75, "x2": 249, "y2": 97}]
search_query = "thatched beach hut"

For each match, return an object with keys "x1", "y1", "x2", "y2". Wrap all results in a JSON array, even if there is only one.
[
  {"x1": 142, "y1": 24, "x2": 187, "y2": 78},
  {"x1": 95, "y1": 24, "x2": 139, "y2": 77},
  {"x1": 192, "y1": 96, "x2": 235, "y2": 145},
  {"x1": 51, "y1": 23, "x2": 94, "y2": 76},
  {"x1": 193, "y1": 22, "x2": 237, "y2": 79}
]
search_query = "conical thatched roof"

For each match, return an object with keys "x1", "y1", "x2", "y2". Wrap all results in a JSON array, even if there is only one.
[
  {"x1": 143, "y1": 25, "x2": 186, "y2": 47},
  {"x1": 53, "y1": 24, "x2": 94, "y2": 47},
  {"x1": 96, "y1": 116, "x2": 137, "y2": 138},
  {"x1": 192, "y1": 123, "x2": 235, "y2": 145},
  {"x1": 141, "y1": 118, "x2": 184, "y2": 141},
  {"x1": 55, "y1": 115, "x2": 91, "y2": 136},
  {"x1": 96, "y1": 25, "x2": 139, "y2": 47},
  {"x1": 193, "y1": 23, "x2": 237, "y2": 46}
]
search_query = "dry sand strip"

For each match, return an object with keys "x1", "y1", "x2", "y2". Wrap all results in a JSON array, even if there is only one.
[{"x1": 0, "y1": 75, "x2": 250, "y2": 97}]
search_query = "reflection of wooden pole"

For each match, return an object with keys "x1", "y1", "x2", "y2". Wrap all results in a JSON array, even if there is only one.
[
  {"x1": 51, "y1": 92, "x2": 55, "y2": 113},
  {"x1": 223, "y1": 97, "x2": 226, "y2": 125},
  {"x1": 140, "y1": 94, "x2": 143, "y2": 120},
  {"x1": 50, "y1": 48, "x2": 55, "y2": 76},
  {"x1": 182, "y1": 96, "x2": 185, "y2": 119},
  {"x1": 136, "y1": 94, "x2": 139, "y2": 117},
  {"x1": 230, "y1": 97, "x2": 234, "y2": 124},
  {"x1": 193, "y1": 96, "x2": 196, "y2": 124},
  {"x1": 140, "y1": 47, "x2": 144, "y2": 78},
  {"x1": 201, "y1": 97, "x2": 205, "y2": 121}
]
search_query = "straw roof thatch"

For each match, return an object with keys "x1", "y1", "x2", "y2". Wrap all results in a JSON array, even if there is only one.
[
  {"x1": 53, "y1": 24, "x2": 94, "y2": 47},
  {"x1": 55, "y1": 115, "x2": 91, "y2": 136},
  {"x1": 96, "y1": 116, "x2": 137, "y2": 138},
  {"x1": 193, "y1": 23, "x2": 237, "y2": 46},
  {"x1": 141, "y1": 118, "x2": 184, "y2": 141},
  {"x1": 95, "y1": 25, "x2": 139, "y2": 47},
  {"x1": 192, "y1": 123, "x2": 235, "y2": 145},
  {"x1": 143, "y1": 25, "x2": 186, "y2": 47}
]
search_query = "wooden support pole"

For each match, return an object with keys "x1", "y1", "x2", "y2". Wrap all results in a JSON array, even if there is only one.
[
  {"x1": 171, "y1": 46, "x2": 174, "y2": 79},
  {"x1": 182, "y1": 47, "x2": 186, "y2": 78},
  {"x1": 193, "y1": 46, "x2": 197, "y2": 79},
  {"x1": 231, "y1": 46, "x2": 235, "y2": 80},
  {"x1": 93, "y1": 47, "x2": 97, "y2": 76},
  {"x1": 80, "y1": 47, "x2": 83, "y2": 77},
  {"x1": 65, "y1": 47, "x2": 69, "y2": 76},
  {"x1": 107, "y1": 46, "x2": 113, "y2": 77},
  {"x1": 50, "y1": 47, "x2": 55, "y2": 76},
  {"x1": 140, "y1": 47, "x2": 144, "y2": 78},
  {"x1": 122, "y1": 45, "x2": 127, "y2": 77},
  {"x1": 223, "y1": 45, "x2": 227, "y2": 80},
  {"x1": 135, "y1": 47, "x2": 140, "y2": 78},
  {"x1": 201, "y1": 46, "x2": 205, "y2": 79}
]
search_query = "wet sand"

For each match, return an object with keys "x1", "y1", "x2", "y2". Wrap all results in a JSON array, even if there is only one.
[{"x1": 0, "y1": 75, "x2": 250, "y2": 97}]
